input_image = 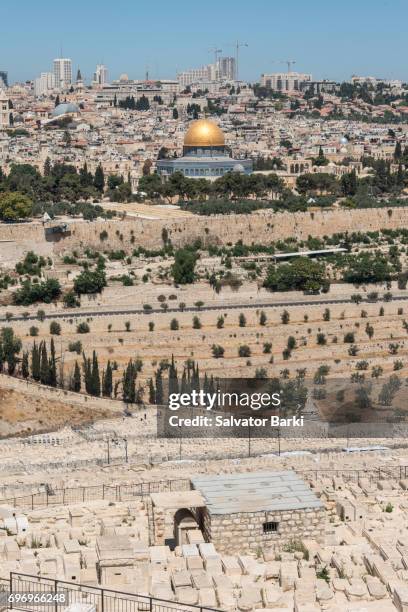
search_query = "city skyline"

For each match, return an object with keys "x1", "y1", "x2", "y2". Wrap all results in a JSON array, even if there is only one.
[{"x1": 1, "y1": 0, "x2": 407, "y2": 85}]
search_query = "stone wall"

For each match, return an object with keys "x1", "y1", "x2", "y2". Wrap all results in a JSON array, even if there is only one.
[
  {"x1": 53, "y1": 207, "x2": 408, "y2": 253},
  {"x1": 1, "y1": 206, "x2": 408, "y2": 260},
  {"x1": 43, "y1": 207, "x2": 408, "y2": 254},
  {"x1": 201, "y1": 506, "x2": 326, "y2": 554}
]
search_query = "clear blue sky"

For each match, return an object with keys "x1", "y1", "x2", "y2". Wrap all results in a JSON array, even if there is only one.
[{"x1": 1, "y1": 0, "x2": 407, "y2": 84}]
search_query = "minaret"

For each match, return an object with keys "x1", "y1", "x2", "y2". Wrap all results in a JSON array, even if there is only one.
[{"x1": 0, "y1": 89, "x2": 11, "y2": 130}]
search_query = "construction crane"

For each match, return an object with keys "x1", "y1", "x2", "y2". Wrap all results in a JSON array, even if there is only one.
[
  {"x1": 234, "y1": 41, "x2": 248, "y2": 81},
  {"x1": 221, "y1": 40, "x2": 249, "y2": 80},
  {"x1": 278, "y1": 59, "x2": 296, "y2": 73},
  {"x1": 208, "y1": 46, "x2": 223, "y2": 65}
]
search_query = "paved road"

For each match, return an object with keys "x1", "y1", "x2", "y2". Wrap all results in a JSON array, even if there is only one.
[{"x1": 2, "y1": 294, "x2": 408, "y2": 323}]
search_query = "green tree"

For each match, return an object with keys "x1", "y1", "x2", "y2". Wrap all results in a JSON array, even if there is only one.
[
  {"x1": 74, "y1": 269, "x2": 106, "y2": 295},
  {"x1": 239, "y1": 313, "x2": 246, "y2": 327},
  {"x1": 264, "y1": 258, "x2": 328, "y2": 293},
  {"x1": 13, "y1": 278, "x2": 61, "y2": 305},
  {"x1": 238, "y1": 345, "x2": 251, "y2": 357},
  {"x1": 155, "y1": 369, "x2": 163, "y2": 404},
  {"x1": 0, "y1": 192, "x2": 32, "y2": 221},
  {"x1": 340, "y1": 170, "x2": 357, "y2": 196},
  {"x1": 287, "y1": 336, "x2": 296, "y2": 350},
  {"x1": 93, "y1": 164, "x2": 105, "y2": 192},
  {"x1": 83, "y1": 354, "x2": 92, "y2": 393},
  {"x1": 21, "y1": 351, "x2": 29, "y2": 378},
  {"x1": 192, "y1": 316, "x2": 201, "y2": 329},
  {"x1": 77, "y1": 322, "x2": 90, "y2": 333},
  {"x1": 313, "y1": 146, "x2": 329, "y2": 166},
  {"x1": 39, "y1": 341, "x2": 48, "y2": 384},
  {"x1": 102, "y1": 361, "x2": 113, "y2": 397},
  {"x1": 172, "y1": 249, "x2": 198, "y2": 284},
  {"x1": 63, "y1": 290, "x2": 80, "y2": 308},
  {"x1": 44, "y1": 157, "x2": 52, "y2": 176},
  {"x1": 0, "y1": 327, "x2": 22, "y2": 375},
  {"x1": 343, "y1": 252, "x2": 393, "y2": 285},
  {"x1": 90, "y1": 351, "x2": 101, "y2": 396},
  {"x1": 281, "y1": 310, "x2": 290, "y2": 324},
  {"x1": 148, "y1": 378, "x2": 155, "y2": 404},
  {"x1": 48, "y1": 338, "x2": 57, "y2": 387},
  {"x1": 123, "y1": 359, "x2": 137, "y2": 403},
  {"x1": 31, "y1": 341, "x2": 40, "y2": 381},
  {"x1": 72, "y1": 361, "x2": 81, "y2": 392},
  {"x1": 211, "y1": 344, "x2": 225, "y2": 358},
  {"x1": 50, "y1": 321, "x2": 61, "y2": 335}
]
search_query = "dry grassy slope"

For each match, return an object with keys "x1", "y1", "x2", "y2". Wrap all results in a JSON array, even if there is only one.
[{"x1": 0, "y1": 377, "x2": 117, "y2": 438}]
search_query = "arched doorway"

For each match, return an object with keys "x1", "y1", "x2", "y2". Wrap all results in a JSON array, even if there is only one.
[{"x1": 173, "y1": 508, "x2": 199, "y2": 547}]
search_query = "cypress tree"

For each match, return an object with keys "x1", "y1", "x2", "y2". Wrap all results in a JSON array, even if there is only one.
[
  {"x1": 123, "y1": 360, "x2": 137, "y2": 403},
  {"x1": 90, "y1": 351, "x2": 101, "y2": 397},
  {"x1": 82, "y1": 353, "x2": 92, "y2": 394},
  {"x1": 180, "y1": 368, "x2": 188, "y2": 394},
  {"x1": 40, "y1": 342, "x2": 48, "y2": 384},
  {"x1": 72, "y1": 361, "x2": 81, "y2": 392},
  {"x1": 80, "y1": 162, "x2": 93, "y2": 187},
  {"x1": 155, "y1": 369, "x2": 163, "y2": 405},
  {"x1": 203, "y1": 372, "x2": 209, "y2": 395},
  {"x1": 48, "y1": 338, "x2": 57, "y2": 387},
  {"x1": 44, "y1": 157, "x2": 52, "y2": 176},
  {"x1": 94, "y1": 164, "x2": 105, "y2": 192},
  {"x1": 21, "y1": 351, "x2": 29, "y2": 379},
  {"x1": 102, "y1": 360, "x2": 113, "y2": 397},
  {"x1": 168, "y1": 354, "x2": 179, "y2": 395},
  {"x1": 114, "y1": 380, "x2": 120, "y2": 398},
  {"x1": 31, "y1": 341, "x2": 40, "y2": 381},
  {"x1": 148, "y1": 378, "x2": 156, "y2": 404},
  {"x1": 397, "y1": 163, "x2": 404, "y2": 186},
  {"x1": 192, "y1": 362, "x2": 200, "y2": 392}
]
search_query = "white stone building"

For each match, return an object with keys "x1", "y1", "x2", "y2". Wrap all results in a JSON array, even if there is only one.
[
  {"x1": 0, "y1": 89, "x2": 11, "y2": 130},
  {"x1": 34, "y1": 72, "x2": 56, "y2": 98},
  {"x1": 260, "y1": 72, "x2": 312, "y2": 92}
]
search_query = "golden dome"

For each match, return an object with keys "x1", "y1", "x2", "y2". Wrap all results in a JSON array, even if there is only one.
[{"x1": 184, "y1": 119, "x2": 225, "y2": 147}]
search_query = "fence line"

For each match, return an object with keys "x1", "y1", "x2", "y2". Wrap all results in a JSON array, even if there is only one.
[
  {"x1": 0, "y1": 479, "x2": 191, "y2": 512},
  {"x1": 2, "y1": 466, "x2": 408, "y2": 513},
  {"x1": 7, "y1": 573, "x2": 221, "y2": 612},
  {"x1": 299, "y1": 465, "x2": 408, "y2": 482}
]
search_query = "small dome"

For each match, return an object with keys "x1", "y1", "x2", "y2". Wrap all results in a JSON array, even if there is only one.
[
  {"x1": 340, "y1": 136, "x2": 348, "y2": 144},
  {"x1": 184, "y1": 119, "x2": 225, "y2": 147},
  {"x1": 119, "y1": 73, "x2": 129, "y2": 82},
  {"x1": 51, "y1": 103, "x2": 80, "y2": 117},
  {"x1": 233, "y1": 163, "x2": 245, "y2": 173}
]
